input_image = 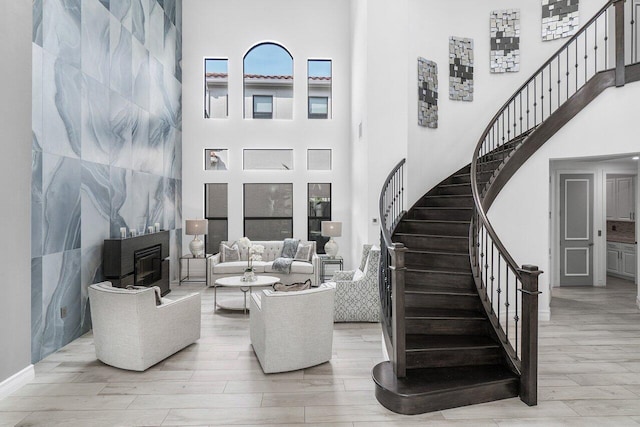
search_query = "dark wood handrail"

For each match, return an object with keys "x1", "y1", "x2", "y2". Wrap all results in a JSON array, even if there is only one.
[
  {"x1": 379, "y1": 158, "x2": 406, "y2": 249},
  {"x1": 470, "y1": 0, "x2": 617, "y2": 280},
  {"x1": 469, "y1": 0, "x2": 632, "y2": 405}
]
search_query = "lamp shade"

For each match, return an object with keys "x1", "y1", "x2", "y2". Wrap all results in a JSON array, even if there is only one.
[
  {"x1": 185, "y1": 219, "x2": 208, "y2": 236},
  {"x1": 321, "y1": 221, "x2": 342, "y2": 238}
]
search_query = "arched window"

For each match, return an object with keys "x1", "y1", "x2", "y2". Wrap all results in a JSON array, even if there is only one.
[{"x1": 243, "y1": 42, "x2": 293, "y2": 120}]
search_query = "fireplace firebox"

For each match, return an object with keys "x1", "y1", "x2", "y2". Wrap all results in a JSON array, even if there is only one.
[{"x1": 134, "y1": 245, "x2": 162, "y2": 286}]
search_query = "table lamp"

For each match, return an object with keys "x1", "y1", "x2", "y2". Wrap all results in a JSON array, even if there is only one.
[
  {"x1": 185, "y1": 219, "x2": 208, "y2": 257},
  {"x1": 321, "y1": 221, "x2": 342, "y2": 258}
]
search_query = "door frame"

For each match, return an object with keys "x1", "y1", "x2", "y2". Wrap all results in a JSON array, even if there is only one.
[{"x1": 550, "y1": 168, "x2": 603, "y2": 288}]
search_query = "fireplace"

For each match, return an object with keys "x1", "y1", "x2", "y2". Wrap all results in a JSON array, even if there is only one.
[
  {"x1": 103, "y1": 231, "x2": 170, "y2": 296},
  {"x1": 134, "y1": 245, "x2": 162, "y2": 286}
]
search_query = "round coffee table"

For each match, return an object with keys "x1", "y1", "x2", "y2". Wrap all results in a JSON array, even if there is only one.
[{"x1": 213, "y1": 275, "x2": 280, "y2": 314}]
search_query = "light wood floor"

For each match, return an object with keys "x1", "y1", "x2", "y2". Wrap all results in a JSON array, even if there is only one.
[{"x1": 2, "y1": 277, "x2": 640, "y2": 426}]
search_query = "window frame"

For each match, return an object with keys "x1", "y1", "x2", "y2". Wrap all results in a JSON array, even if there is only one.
[
  {"x1": 308, "y1": 96, "x2": 329, "y2": 119},
  {"x1": 307, "y1": 183, "x2": 331, "y2": 254},
  {"x1": 243, "y1": 183, "x2": 294, "y2": 240},
  {"x1": 204, "y1": 183, "x2": 229, "y2": 254},
  {"x1": 252, "y1": 95, "x2": 274, "y2": 119}
]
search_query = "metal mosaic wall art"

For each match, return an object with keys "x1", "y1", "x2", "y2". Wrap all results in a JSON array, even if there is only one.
[
  {"x1": 542, "y1": 0, "x2": 579, "y2": 41},
  {"x1": 418, "y1": 57, "x2": 438, "y2": 128},
  {"x1": 491, "y1": 9, "x2": 520, "y2": 73},
  {"x1": 449, "y1": 37, "x2": 474, "y2": 102}
]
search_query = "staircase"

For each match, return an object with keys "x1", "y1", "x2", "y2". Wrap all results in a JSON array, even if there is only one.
[
  {"x1": 374, "y1": 0, "x2": 640, "y2": 415},
  {"x1": 374, "y1": 138, "x2": 525, "y2": 414}
]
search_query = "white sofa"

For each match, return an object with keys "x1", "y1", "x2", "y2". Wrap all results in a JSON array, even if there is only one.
[
  {"x1": 88, "y1": 282, "x2": 201, "y2": 371},
  {"x1": 208, "y1": 240, "x2": 319, "y2": 286},
  {"x1": 250, "y1": 283, "x2": 336, "y2": 373}
]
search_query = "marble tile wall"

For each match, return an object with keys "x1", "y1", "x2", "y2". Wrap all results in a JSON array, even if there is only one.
[
  {"x1": 31, "y1": 0, "x2": 183, "y2": 363},
  {"x1": 490, "y1": 9, "x2": 520, "y2": 73},
  {"x1": 449, "y1": 37, "x2": 474, "y2": 102},
  {"x1": 542, "y1": 0, "x2": 580, "y2": 41},
  {"x1": 417, "y1": 57, "x2": 438, "y2": 128}
]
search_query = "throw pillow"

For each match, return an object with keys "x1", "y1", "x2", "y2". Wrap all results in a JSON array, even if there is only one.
[
  {"x1": 294, "y1": 242, "x2": 313, "y2": 262},
  {"x1": 221, "y1": 243, "x2": 240, "y2": 262},
  {"x1": 126, "y1": 285, "x2": 162, "y2": 306},
  {"x1": 280, "y1": 238, "x2": 300, "y2": 258},
  {"x1": 273, "y1": 279, "x2": 311, "y2": 292}
]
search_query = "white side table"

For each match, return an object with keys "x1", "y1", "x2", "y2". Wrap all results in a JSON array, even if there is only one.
[
  {"x1": 319, "y1": 255, "x2": 344, "y2": 283},
  {"x1": 179, "y1": 254, "x2": 212, "y2": 286},
  {"x1": 214, "y1": 275, "x2": 280, "y2": 314}
]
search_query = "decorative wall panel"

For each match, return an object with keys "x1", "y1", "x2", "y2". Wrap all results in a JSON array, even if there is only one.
[
  {"x1": 449, "y1": 37, "x2": 474, "y2": 102},
  {"x1": 542, "y1": 0, "x2": 579, "y2": 41},
  {"x1": 418, "y1": 57, "x2": 438, "y2": 128},
  {"x1": 490, "y1": 9, "x2": 520, "y2": 73},
  {"x1": 31, "y1": 0, "x2": 183, "y2": 363}
]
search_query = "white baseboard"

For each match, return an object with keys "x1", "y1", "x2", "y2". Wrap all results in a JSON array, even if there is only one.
[
  {"x1": 0, "y1": 365, "x2": 34, "y2": 400},
  {"x1": 539, "y1": 309, "x2": 551, "y2": 322}
]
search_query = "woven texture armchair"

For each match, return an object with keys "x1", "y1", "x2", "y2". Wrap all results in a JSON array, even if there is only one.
[{"x1": 331, "y1": 245, "x2": 381, "y2": 322}]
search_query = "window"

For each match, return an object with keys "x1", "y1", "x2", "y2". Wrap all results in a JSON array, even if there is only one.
[
  {"x1": 244, "y1": 183, "x2": 293, "y2": 240},
  {"x1": 244, "y1": 43, "x2": 293, "y2": 119},
  {"x1": 244, "y1": 149, "x2": 293, "y2": 170},
  {"x1": 252, "y1": 95, "x2": 273, "y2": 119},
  {"x1": 204, "y1": 183, "x2": 228, "y2": 254},
  {"x1": 204, "y1": 149, "x2": 228, "y2": 170},
  {"x1": 308, "y1": 183, "x2": 331, "y2": 253},
  {"x1": 308, "y1": 97, "x2": 328, "y2": 119},
  {"x1": 204, "y1": 59, "x2": 228, "y2": 119},
  {"x1": 308, "y1": 60, "x2": 332, "y2": 119}
]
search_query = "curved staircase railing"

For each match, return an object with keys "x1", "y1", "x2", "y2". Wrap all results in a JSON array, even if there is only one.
[
  {"x1": 379, "y1": 158, "x2": 407, "y2": 377},
  {"x1": 376, "y1": 0, "x2": 640, "y2": 410},
  {"x1": 471, "y1": 0, "x2": 636, "y2": 405}
]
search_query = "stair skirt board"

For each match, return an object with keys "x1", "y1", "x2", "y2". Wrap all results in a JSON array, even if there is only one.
[{"x1": 373, "y1": 362, "x2": 519, "y2": 415}]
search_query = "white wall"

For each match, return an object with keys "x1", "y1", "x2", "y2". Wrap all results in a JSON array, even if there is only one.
[
  {"x1": 490, "y1": 81, "x2": 640, "y2": 320},
  {"x1": 349, "y1": 0, "x2": 410, "y2": 265},
  {"x1": 182, "y1": 0, "x2": 353, "y2": 265},
  {"x1": 0, "y1": 1, "x2": 32, "y2": 386},
  {"x1": 406, "y1": 0, "x2": 605, "y2": 205}
]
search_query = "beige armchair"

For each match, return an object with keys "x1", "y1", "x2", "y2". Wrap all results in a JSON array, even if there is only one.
[
  {"x1": 250, "y1": 283, "x2": 336, "y2": 373},
  {"x1": 331, "y1": 245, "x2": 381, "y2": 322},
  {"x1": 88, "y1": 282, "x2": 201, "y2": 371}
]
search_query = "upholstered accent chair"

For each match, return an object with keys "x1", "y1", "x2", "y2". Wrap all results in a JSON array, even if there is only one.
[
  {"x1": 249, "y1": 283, "x2": 336, "y2": 373},
  {"x1": 331, "y1": 245, "x2": 381, "y2": 322},
  {"x1": 88, "y1": 282, "x2": 201, "y2": 371}
]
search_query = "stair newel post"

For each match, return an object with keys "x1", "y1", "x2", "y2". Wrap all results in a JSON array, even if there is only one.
[
  {"x1": 389, "y1": 242, "x2": 407, "y2": 378},
  {"x1": 614, "y1": 0, "x2": 625, "y2": 87},
  {"x1": 518, "y1": 264, "x2": 543, "y2": 406}
]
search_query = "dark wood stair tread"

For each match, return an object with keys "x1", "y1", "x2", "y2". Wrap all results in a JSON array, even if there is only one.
[
  {"x1": 405, "y1": 334, "x2": 498, "y2": 351},
  {"x1": 395, "y1": 232, "x2": 467, "y2": 239},
  {"x1": 405, "y1": 307, "x2": 486, "y2": 320},
  {"x1": 401, "y1": 219, "x2": 470, "y2": 225},
  {"x1": 405, "y1": 284, "x2": 476, "y2": 296},
  {"x1": 406, "y1": 248, "x2": 467, "y2": 256},
  {"x1": 411, "y1": 206, "x2": 473, "y2": 211},
  {"x1": 373, "y1": 362, "x2": 519, "y2": 414},
  {"x1": 405, "y1": 266, "x2": 472, "y2": 275}
]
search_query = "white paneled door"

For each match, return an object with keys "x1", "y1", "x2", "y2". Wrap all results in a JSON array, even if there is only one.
[{"x1": 560, "y1": 174, "x2": 594, "y2": 286}]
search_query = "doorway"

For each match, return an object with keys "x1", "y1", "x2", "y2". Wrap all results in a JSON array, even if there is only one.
[
  {"x1": 551, "y1": 156, "x2": 639, "y2": 296},
  {"x1": 559, "y1": 174, "x2": 594, "y2": 286}
]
